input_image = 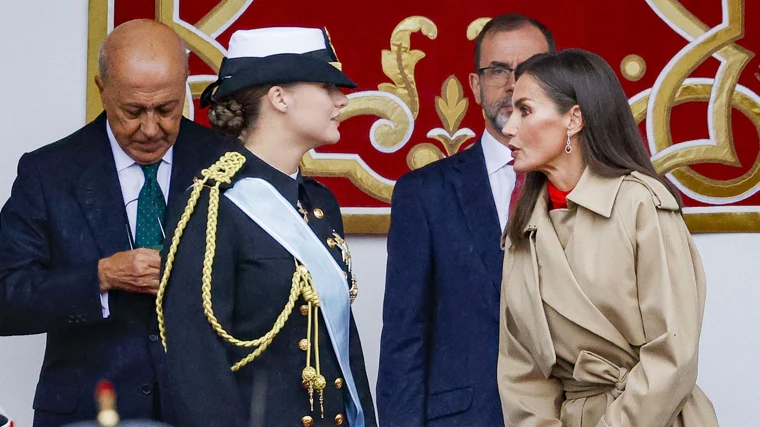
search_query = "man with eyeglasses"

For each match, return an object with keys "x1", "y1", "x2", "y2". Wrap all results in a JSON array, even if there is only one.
[
  {"x1": 0, "y1": 20, "x2": 231, "y2": 426},
  {"x1": 377, "y1": 14, "x2": 555, "y2": 426}
]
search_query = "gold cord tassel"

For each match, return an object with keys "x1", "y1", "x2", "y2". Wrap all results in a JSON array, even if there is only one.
[
  {"x1": 314, "y1": 308, "x2": 326, "y2": 418},
  {"x1": 299, "y1": 259, "x2": 326, "y2": 418},
  {"x1": 302, "y1": 279, "x2": 316, "y2": 411}
]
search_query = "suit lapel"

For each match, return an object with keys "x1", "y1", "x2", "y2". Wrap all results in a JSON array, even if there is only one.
[
  {"x1": 168, "y1": 119, "x2": 208, "y2": 206},
  {"x1": 449, "y1": 140, "x2": 503, "y2": 292},
  {"x1": 74, "y1": 114, "x2": 131, "y2": 257}
]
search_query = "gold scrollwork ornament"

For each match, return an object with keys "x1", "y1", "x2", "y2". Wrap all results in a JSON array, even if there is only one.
[
  {"x1": 639, "y1": 0, "x2": 759, "y2": 203},
  {"x1": 301, "y1": 16, "x2": 440, "y2": 203}
]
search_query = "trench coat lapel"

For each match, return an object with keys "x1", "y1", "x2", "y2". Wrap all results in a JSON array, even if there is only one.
[{"x1": 526, "y1": 186, "x2": 635, "y2": 357}]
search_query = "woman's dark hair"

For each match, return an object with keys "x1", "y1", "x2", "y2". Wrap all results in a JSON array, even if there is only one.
[
  {"x1": 207, "y1": 83, "x2": 292, "y2": 140},
  {"x1": 505, "y1": 49, "x2": 683, "y2": 244}
]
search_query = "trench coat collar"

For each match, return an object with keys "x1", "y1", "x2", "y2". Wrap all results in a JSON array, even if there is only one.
[
  {"x1": 520, "y1": 167, "x2": 625, "y2": 235},
  {"x1": 564, "y1": 167, "x2": 680, "y2": 219},
  {"x1": 565, "y1": 168, "x2": 625, "y2": 218}
]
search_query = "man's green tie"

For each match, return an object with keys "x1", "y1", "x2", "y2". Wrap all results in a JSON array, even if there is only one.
[{"x1": 135, "y1": 162, "x2": 166, "y2": 249}]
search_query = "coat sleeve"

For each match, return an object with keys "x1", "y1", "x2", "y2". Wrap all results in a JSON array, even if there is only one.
[
  {"x1": 0, "y1": 153, "x2": 103, "y2": 335},
  {"x1": 599, "y1": 197, "x2": 708, "y2": 427},
  {"x1": 498, "y1": 256, "x2": 564, "y2": 427},
  {"x1": 376, "y1": 174, "x2": 433, "y2": 426},
  {"x1": 162, "y1": 191, "x2": 247, "y2": 427}
]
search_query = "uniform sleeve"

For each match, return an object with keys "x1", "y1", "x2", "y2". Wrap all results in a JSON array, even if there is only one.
[
  {"x1": 0, "y1": 153, "x2": 103, "y2": 335},
  {"x1": 599, "y1": 199, "x2": 707, "y2": 427},
  {"x1": 498, "y1": 262, "x2": 564, "y2": 427},
  {"x1": 162, "y1": 190, "x2": 247, "y2": 427},
  {"x1": 376, "y1": 175, "x2": 433, "y2": 426}
]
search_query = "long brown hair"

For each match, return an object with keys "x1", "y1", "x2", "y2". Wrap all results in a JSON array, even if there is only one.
[{"x1": 506, "y1": 49, "x2": 682, "y2": 244}]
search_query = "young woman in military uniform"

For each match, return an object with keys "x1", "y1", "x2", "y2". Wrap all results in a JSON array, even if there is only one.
[{"x1": 156, "y1": 27, "x2": 376, "y2": 427}]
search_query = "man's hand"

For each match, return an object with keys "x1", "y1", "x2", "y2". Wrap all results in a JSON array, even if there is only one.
[{"x1": 98, "y1": 248, "x2": 161, "y2": 295}]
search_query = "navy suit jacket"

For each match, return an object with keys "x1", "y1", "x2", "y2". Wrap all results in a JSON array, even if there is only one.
[
  {"x1": 0, "y1": 113, "x2": 232, "y2": 426},
  {"x1": 377, "y1": 139, "x2": 506, "y2": 426}
]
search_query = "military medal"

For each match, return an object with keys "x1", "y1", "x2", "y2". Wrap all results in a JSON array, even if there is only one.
[{"x1": 330, "y1": 232, "x2": 359, "y2": 303}]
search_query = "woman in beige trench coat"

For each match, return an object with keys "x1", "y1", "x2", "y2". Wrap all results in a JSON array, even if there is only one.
[{"x1": 497, "y1": 49, "x2": 719, "y2": 427}]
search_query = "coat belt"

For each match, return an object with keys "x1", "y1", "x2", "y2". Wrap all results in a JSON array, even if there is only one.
[{"x1": 563, "y1": 350, "x2": 631, "y2": 400}]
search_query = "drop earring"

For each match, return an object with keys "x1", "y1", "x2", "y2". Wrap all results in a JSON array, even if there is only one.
[{"x1": 565, "y1": 131, "x2": 573, "y2": 154}]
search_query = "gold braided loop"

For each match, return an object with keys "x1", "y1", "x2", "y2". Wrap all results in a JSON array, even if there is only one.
[
  {"x1": 156, "y1": 152, "x2": 246, "y2": 351},
  {"x1": 299, "y1": 265, "x2": 321, "y2": 307},
  {"x1": 229, "y1": 262, "x2": 319, "y2": 371},
  {"x1": 155, "y1": 150, "x2": 324, "y2": 374}
]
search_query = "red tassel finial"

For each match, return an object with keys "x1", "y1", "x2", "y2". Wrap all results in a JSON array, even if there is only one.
[{"x1": 95, "y1": 380, "x2": 120, "y2": 427}]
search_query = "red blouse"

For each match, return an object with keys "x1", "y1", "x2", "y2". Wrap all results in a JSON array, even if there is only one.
[{"x1": 547, "y1": 181, "x2": 573, "y2": 210}]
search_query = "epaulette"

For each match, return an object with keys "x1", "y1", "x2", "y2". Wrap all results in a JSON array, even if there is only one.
[
  {"x1": 624, "y1": 171, "x2": 680, "y2": 211},
  {"x1": 198, "y1": 151, "x2": 247, "y2": 188}
]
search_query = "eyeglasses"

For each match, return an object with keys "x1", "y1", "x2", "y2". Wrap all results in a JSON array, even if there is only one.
[{"x1": 477, "y1": 65, "x2": 515, "y2": 87}]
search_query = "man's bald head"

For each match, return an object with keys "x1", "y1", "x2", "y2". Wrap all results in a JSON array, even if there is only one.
[
  {"x1": 95, "y1": 19, "x2": 189, "y2": 165},
  {"x1": 98, "y1": 19, "x2": 188, "y2": 84}
]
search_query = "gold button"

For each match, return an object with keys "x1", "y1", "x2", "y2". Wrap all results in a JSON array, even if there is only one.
[
  {"x1": 334, "y1": 414, "x2": 345, "y2": 425},
  {"x1": 334, "y1": 377, "x2": 344, "y2": 389},
  {"x1": 298, "y1": 339, "x2": 308, "y2": 351},
  {"x1": 300, "y1": 304, "x2": 308, "y2": 316},
  {"x1": 313, "y1": 208, "x2": 324, "y2": 219},
  {"x1": 327, "y1": 238, "x2": 336, "y2": 248},
  {"x1": 302, "y1": 415, "x2": 314, "y2": 427}
]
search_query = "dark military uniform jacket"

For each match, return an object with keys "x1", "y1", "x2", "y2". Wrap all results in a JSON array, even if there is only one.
[{"x1": 161, "y1": 147, "x2": 377, "y2": 427}]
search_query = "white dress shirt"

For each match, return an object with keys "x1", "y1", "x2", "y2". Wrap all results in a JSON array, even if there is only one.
[
  {"x1": 480, "y1": 129, "x2": 516, "y2": 232},
  {"x1": 100, "y1": 121, "x2": 173, "y2": 318}
]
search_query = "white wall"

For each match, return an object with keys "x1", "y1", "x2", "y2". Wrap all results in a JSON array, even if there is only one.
[
  {"x1": 0, "y1": 2, "x2": 757, "y2": 426},
  {"x1": 0, "y1": 2, "x2": 89, "y2": 426}
]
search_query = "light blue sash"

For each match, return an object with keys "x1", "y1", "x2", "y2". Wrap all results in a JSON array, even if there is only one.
[{"x1": 225, "y1": 178, "x2": 364, "y2": 427}]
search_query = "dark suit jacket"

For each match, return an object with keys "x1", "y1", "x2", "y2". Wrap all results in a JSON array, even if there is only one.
[
  {"x1": 0, "y1": 112, "x2": 232, "y2": 426},
  {"x1": 162, "y1": 147, "x2": 376, "y2": 427},
  {"x1": 377, "y1": 139, "x2": 506, "y2": 426}
]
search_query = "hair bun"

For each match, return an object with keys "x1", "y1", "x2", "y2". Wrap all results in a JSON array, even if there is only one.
[{"x1": 208, "y1": 98, "x2": 245, "y2": 139}]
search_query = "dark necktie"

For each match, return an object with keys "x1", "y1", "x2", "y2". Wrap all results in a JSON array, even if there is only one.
[{"x1": 135, "y1": 162, "x2": 166, "y2": 249}]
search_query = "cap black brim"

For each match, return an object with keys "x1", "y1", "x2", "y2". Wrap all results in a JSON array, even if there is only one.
[{"x1": 201, "y1": 53, "x2": 358, "y2": 107}]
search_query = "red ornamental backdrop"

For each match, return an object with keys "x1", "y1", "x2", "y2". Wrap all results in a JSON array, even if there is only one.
[{"x1": 86, "y1": 0, "x2": 760, "y2": 234}]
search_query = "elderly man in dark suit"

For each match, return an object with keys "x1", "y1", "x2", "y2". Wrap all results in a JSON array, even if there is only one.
[
  {"x1": 377, "y1": 14, "x2": 556, "y2": 426},
  {"x1": 0, "y1": 19, "x2": 231, "y2": 426}
]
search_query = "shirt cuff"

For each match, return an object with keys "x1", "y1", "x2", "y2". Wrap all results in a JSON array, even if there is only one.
[{"x1": 100, "y1": 292, "x2": 110, "y2": 318}]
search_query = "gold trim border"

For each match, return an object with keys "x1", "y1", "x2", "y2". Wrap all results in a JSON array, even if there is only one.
[
  {"x1": 684, "y1": 212, "x2": 760, "y2": 234},
  {"x1": 86, "y1": 0, "x2": 109, "y2": 122},
  {"x1": 344, "y1": 212, "x2": 760, "y2": 235},
  {"x1": 343, "y1": 214, "x2": 391, "y2": 234}
]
